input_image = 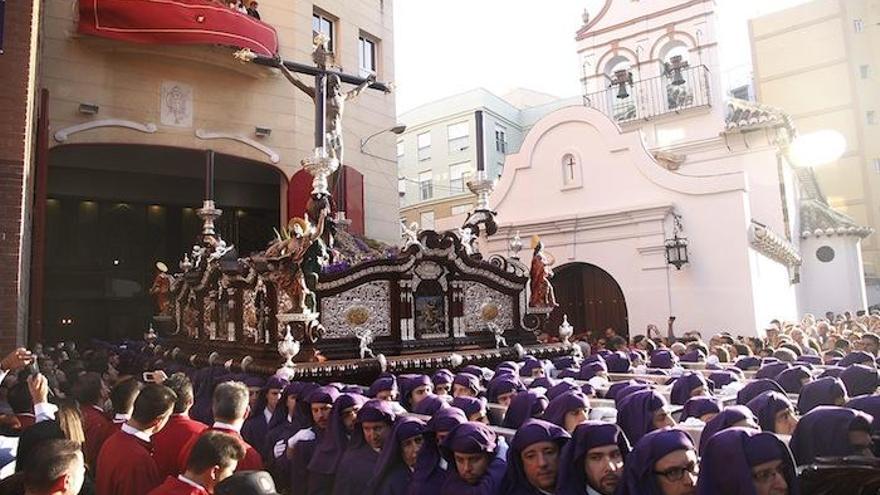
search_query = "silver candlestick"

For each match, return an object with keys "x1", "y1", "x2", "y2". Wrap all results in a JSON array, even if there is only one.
[{"x1": 301, "y1": 147, "x2": 339, "y2": 196}]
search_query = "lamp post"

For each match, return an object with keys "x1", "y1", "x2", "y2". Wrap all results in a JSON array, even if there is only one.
[
  {"x1": 665, "y1": 213, "x2": 689, "y2": 270},
  {"x1": 359, "y1": 124, "x2": 407, "y2": 161}
]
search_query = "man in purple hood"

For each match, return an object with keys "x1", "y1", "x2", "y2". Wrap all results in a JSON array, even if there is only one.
[
  {"x1": 399, "y1": 374, "x2": 433, "y2": 411},
  {"x1": 669, "y1": 373, "x2": 710, "y2": 406},
  {"x1": 440, "y1": 422, "x2": 507, "y2": 495},
  {"x1": 369, "y1": 416, "x2": 427, "y2": 495},
  {"x1": 368, "y1": 374, "x2": 398, "y2": 401},
  {"x1": 790, "y1": 406, "x2": 874, "y2": 466},
  {"x1": 775, "y1": 366, "x2": 812, "y2": 394},
  {"x1": 745, "y1": 391, "x2": 799, "y2": 435},
  {"x1": 242, "y1": 375, "x2": 289, "y2": 462},
  {"x1": 453, "y1": 373, "x2": 483, "y2": 398},
  {"x1": 616, "y1": 428, "x2": 697, "y2": 495},
  {"x1": 408, "y1": 407, "x2": 468, "y2": 495},
  {"x1": 500, "y1": 419, "x2": 569, "y2": 495},
  {"x1": 542, "y1": 390, "x2": 590, "y2": 434},
  {"x1": 736, "y1": 379, "x2": 785, "y2": 405},
  {"x1": 604, "y1": 352, "x2": 631, "y2": 373},
  {"x1": 698, "y1": 405, "x2": 758, "y2": 453},
  {"x1": 680, "y1": 397, "x2": 721, "y2": 423},
  {"x1": 332, "y1": 399, "x2": 396, "y2": 495},
  {"x1": 649, "y1": 349, "x2": 678, "y2": 369},
  {"x1": 486, "y1": 375, "x2": 525, "y2": 408},
  {"x1": 433, "y1": 369, "x2": 455, "y2": 396},
  {"x1": 307, "y1": 393, "x2": 366, "y2": 495},
  {"x1": 839, "y1": 363, "x2": 880, "y2": 397},
  {"x1": 288, "y1": 385, "x2": 340, "y2": 495},
  {"x1": 556, "y1": 421, "x2": 631, "y2": 495},
  {"x1": 797, "y1": 376, "x2": 848, "y2": 413},
  {"x1": 502, "y1": 391, "x2": 549, "y2": 429},
  {"x1": 616, "y1": 390, "x2": 675, "y2": 444},
  {"x1": 697, "y1": 427, "x2": 800, "y2": 495}
]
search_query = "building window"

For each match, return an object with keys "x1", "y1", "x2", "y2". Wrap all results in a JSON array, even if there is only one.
[
  {"x1": 861, "y1": 65, "x2": 870, "y2": 79},
  {"x1": 449, "y1": 161, "x2": 472, "y2": 194},
  {"x1": 396, "y1": 141, "x2": 405, "y2": 158},
  {"x1": 451, "y1": 204, "x2": 471, "y2": 216},
  {"x1": 854, "y1": 18, "x2": 864, "y2": 33},
  {"x1": 495, "y1": 126, "x2": 507, "y2": 153},
  {"x1": 447, "y1": 122, "x2": 469, "y2": 151},
  {"x1": 358, "y1": 34, "x2": 377, "y2": 78},
  {"x1": 418, "y1": 132, "x2": 431, "y2": 161},
  {"x1": 869, "y1": 111, "x2": 877, "y2": 125},
  {"x1": 562, "y1": 153, "x2": 578, "y2": 186},
  {"x1": 420, "y1": 211, "x2": 435, "y2": 230},
  {"x1": 398, "y1": 177, "x2": 406, "y2": 197},
  {"x1": 312, "y1": 11, "x2": 335, "y2": 52},
  {"x1": 816, "y1": 246, "x2": 836, "y2": 263},
  {"x1": 418, "y1": 171, "x2": 433, "y2": 200}
]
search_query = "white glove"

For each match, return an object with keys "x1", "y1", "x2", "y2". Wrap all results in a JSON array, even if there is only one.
[{"x1": 274, "y1": 439, "x2": 287, "y2": 458}]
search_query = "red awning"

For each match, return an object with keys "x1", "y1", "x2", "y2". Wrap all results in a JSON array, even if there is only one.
[{"x1": 78, "y1": 0, "x2": 279, "y2": 56}]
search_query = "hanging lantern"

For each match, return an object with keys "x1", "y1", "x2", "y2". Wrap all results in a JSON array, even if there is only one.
[
  {"x1": 665, "y1": 235, "x2": 689, "y2": 270},
  {"x1": 665, "y1": 213, "x2": 689, "y2": 270},
  {"x1": 614, "y1": 69, "x2": 632, "y2": 99},
  {"x1": 664, "y1": 55, "x2": 688, "y2": 86}
]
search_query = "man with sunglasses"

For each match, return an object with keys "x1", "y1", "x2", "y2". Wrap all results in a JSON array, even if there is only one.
[{"x1": 616, "y1": 428, "x2": 698, "y2": 495}]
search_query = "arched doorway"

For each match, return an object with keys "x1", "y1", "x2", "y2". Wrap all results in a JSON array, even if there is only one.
[
  {"x1": 40, "y1": 144, "x2": 286, "y2": 343},
  {"x1": 548, "y1": 262, "x2": 629, "y2": 341}
]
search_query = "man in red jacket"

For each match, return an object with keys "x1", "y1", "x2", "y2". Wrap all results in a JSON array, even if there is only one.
[
  {"x1": 22, "y1": 439, "x2": 87, "y2": 495},
  {"x1": 148, "y1": 431, "x2": 245, "y2": 495},
  {"x1": 73, "y1": 372, "x2": 113, "y2": 469},
  {"x1": 95, "y1": 383, "x2": 177, "y2": 495},
  {"x1": 179, "y1": 381, "x2": 263, "y2": 473},
  {"x1": 153, "y1": 373, "x2": 208, "y2": 478}
]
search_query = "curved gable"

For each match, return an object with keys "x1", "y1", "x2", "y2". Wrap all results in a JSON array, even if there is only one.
[{"x1": 491, "y1": 106, "x2": 746, "y2": 223}]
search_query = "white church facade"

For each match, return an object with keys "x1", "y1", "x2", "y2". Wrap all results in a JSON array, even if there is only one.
[{"x1": 472, "y1": 0, "x2": 871, "y2": 339}]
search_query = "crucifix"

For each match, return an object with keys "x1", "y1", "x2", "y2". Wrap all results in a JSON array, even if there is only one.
[
  {"x1": 565, "y1": 155, "x2": 576, "y2": 182},
  {"x1": 235, "y1": 35, "x2": 391, "y2": 204}
]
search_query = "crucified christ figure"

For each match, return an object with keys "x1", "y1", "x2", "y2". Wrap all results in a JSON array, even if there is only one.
[{"x1": 277, "y1": 44, "x2": 378, "y2": 164}]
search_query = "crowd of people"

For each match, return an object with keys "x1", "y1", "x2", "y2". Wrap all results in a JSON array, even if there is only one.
[
  {"x1": 221, "y1": 0, "x2": 260, "y2": 20},
  {"x1": 0, "y1": 310, "x2": 878, "y2": 494}
]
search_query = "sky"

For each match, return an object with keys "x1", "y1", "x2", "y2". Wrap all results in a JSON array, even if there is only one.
[{"x1": 392, "y1": 0, "x2": 813, "y2": 115}]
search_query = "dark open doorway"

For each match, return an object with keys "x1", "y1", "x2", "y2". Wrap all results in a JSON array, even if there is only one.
[
  {"x1": 42, "y1": 144, "x2": 285, "y2": 343},
  {"x1": 548, "y1": 262, "x2": 629, "y2": 342}
]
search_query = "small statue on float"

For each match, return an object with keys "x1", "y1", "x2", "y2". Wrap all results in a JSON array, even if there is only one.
[
  {"x1": 459, "y1": 226, "x2": 477, "y2": 255},
  {"x1": 488, "y1": 322, "x2": 508, "y2": 349},
  {"x1": 400, "y1": 220, "x2": 421, "y2": 251},
  {"x1": 355, "y1": 327, "x2": 375, "y2": 359},
  {"x1": 528, "y1": 236, "x2": 559, "y2": 309},
  {"x1": 149, "y1": 262, "x2": 174, "y2": 316},
  {"x1": 264, "y1": 206, "x2": 329, "y2": 315}
]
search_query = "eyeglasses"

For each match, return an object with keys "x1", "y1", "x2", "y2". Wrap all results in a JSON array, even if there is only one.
[
  {"x1": 752, "y1": 464, "x2": 785, "y2": 484},
  {"x1": 654, "y1": 461, "x2": 699, "y2": 481}
]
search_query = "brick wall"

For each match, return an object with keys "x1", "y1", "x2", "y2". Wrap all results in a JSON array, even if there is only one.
[{"x1": 0, "y1": 0, "x2": 38, "y2": 349}]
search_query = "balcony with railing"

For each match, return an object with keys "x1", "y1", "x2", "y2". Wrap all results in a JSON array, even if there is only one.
[
  {"x1": 583, "y1": 64, "x2": 712, "y2": 124},
  {"x1": 78, "y1": 0, "x2": 279, "y2": 57}
]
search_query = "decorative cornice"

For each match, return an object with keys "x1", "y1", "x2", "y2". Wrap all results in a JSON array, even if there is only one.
[
  {"x1": 195, "y1": 128, "x2": 280, "y2": 163},
  {"x1": 54, "y1": 119, "x2": 157, "y2": 142},
  {"x1": 749, "y1": 221, "x2": 802, "y2": 268}
]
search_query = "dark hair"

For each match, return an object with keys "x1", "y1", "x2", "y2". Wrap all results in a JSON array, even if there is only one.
[
  {"x1": 779, "y1": 342, "x2": 802, "y2": 357},
  {"x1": 643, "y1": 339, "x2": 657, "y2": 353},
  {"x1": 186, "y1": 431, "x2": 246, "y2": 473},
  {"x1": 8, "y1": 380, "x2": 33, "y2": 414},
  {"x1": 835, "y1": 339, "x2": 852, "y2": 351},
  {"x1": 733, "y1": 343, "x2": 752, "y2": 357},
  {"x1": 131, "y1": 384, "x2": 176, "y2": 424},
  {"x1": 23, "y1": 439, "x2": 81, "y2": 492},
  {"x1": 606, "y1": 336, "x2": 627, "y2": 351},
  {"x1": 110, "y1": 378, "x2": 143, "y2": 415},
  {"x1": 164, "y1": 372, "x2": 195, "y2": 414},
  {"x1": 72, "y1": 372, "x2": 104, "y2": 406},
  {"x1": 713, "y1": 346, "x2": 730, "y2": 363},
  {"x1": 863, "y1": 333, "x2": 880, "y2": 346}
]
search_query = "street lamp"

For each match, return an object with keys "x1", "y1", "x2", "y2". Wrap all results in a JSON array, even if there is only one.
[
  {"x1": 665, "y1": 213, "x2": 689, "y2": 270},
  {"x1": 360, "y1": 124, "x2": 407, "y2": 156}
]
